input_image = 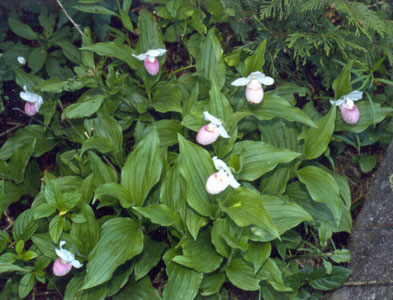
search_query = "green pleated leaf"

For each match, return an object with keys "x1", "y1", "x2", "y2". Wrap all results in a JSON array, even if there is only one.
[
  {"x1": 155, "y1": 120, "x2": 182, "y2": 148},
  {"x1": 28, "y1": 47, "x2": 47, "y2": 73},
  {"x1": 18, "y1": 272, "x2": 34, "y2": 299},
  {"x1": 73, "y1": 5, "x2": 119, "y2": 16},
  {"x1": 49, "y1": 215, "x2": 64, "y2": 244},
  {"x1": 63, "y1": 95, "x2": 104, "y2": 119},
  {"x1": 113, "y1": 276, "x2": 162, "y2": 300},
  {"x1": 55, "y1": 40, "x2": 82, "y2": 65},
  {"x1": 257, "y1": 259, "x2": 292, "y2": 292},
  {"x1": 359, "y1": 153, "x2": 377, "y2": 173},
  {"x1": 71, "y1": 204, "x2": 99, "y2": 256},
  {"x1": 9, "y1": 18, "x2": 37, "y2": 40},
  {"x1": 304, "y1": 105, "x2": 336, "y2": 160},
  {"x1": 207, "y1": 80, "x2": 233, "y2": 125},
  {"x1": 0, "y1": 263, "x2": 30, "y2": 274},
  {"x1": 106, "y1": 264, "x2": 134, "y2": 297},
  {"x1": 178, "y1": 134, "x2": 217, "y2": 219},
  {"x1": 196, "y1": 29, "x2": 226, "y2": 89},
  {"x1": 120, "y1": 9, "x2": 134, "y2": 33},
  {"x1": 335, "y1": 101, "x2": 393, "y2": 133},
  {"x1": 81, "y1": 137, "x2": 116, "y2": 156},
  {"x1": 298, "y1": 166, "x2": 341, "y2": 227},
  {"x1": 225, "y1": 256, "x2": 260, "y2": 291},
  {"x1": 185, "y1": 207, "x2": 208, "y2": 240},
  {"x1": 242, "y1": 242, "x2": 271, "y2": 273},
  {"x1": 13, "y1": 209, "x2": 37, "y2": 242},
  {"x1": 200, "y1": 272, "x2": 226, "y2": 296},
  {"x1": 244, "y1": 40, "x2": 267, "y2": 76},
  {"x1": 259, "y1": 119, "x2": 301, "y2": 152},
  {"x1": 95, "y1": 182, "x2": 134, "y2": 208},
  {"x1": 220, "y1": 188, "x2": 279, "y2": 239},
  {"x1": 309, "y1": 266, "x2": 352, "y2": 291},
  {"x1": 245, "y1": 94, "x2": 317, "y2": 128},
  {"x1": 173, "y1": 230, "x2": 223, "y2": 273},
  {"x1": 82, "y1": 218, "x2": 144, "y2": 289},
  {"x1": 81, "y1": 42, "x2": 139, "y2": 70},
  {"x1": 152, "y1": 83, "x2": 182, "y2": 113},
  {"x1": 88, "y1": 151, "x2": 118, "y2": 187},
  {"x1": 163, "y1": 248, "x2": 203, "y2": 300},
  {"x1": 121, "y1": 129, "x2": 162, "y2": 207},
  {"x1": 261, "y1": 195, "x2": 313, "y2": 235},
  {"x1": 134, "y1": 237, "x2": 166, "y2": 281},
  {"x1": 232, "y1": 141, "x2": 301, "y2": 181},
  {"x1": 136, "y1": 10, "x2": 165, "y2": 53},
  {"x1": 332, "y1": 62, "x2": 353, "y2": 99},
  {"x1": 31, "y1": 233, "x2": 57, "y2": 260},
  {"x1": 0, "y1": 180, "x2": 3, "y2": 221},
  {"x1": 133, "y1": 204, "x2": 181, "y2": 228},
  {"x1": 8, "y1": 138, "x2": 35, "y2": 184}
]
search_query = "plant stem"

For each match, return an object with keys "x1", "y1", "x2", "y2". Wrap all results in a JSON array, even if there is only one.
[
  {"x1": 164, "y1": 65, "x2": 196, "y2": 79},
  {"x1": 56, "y1": 0, "x2": 84, "y2": 37}
]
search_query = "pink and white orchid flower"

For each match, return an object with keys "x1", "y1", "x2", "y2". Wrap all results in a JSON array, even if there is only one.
[
  {"x1": 330, "y1": 90, "x2": 363, "y2": 125},
  {"x1": 206, "y1": 157, "x2": 240, "y2": 195},
  {"x1": 20, "y1": 85, "x2": 43, "y2": 116},
  {"x1": 196, "y1": 111, "x2": 230, "y2": 145},
  {"x1": 132, "y1": 49, "x2": 167, "y2": 75},
  {"x1": 231, "y1": 71, "x2": 274, "y2": 104},
  {"x1": 53, "y1": 241, "x2": 83, "y2": 276}
]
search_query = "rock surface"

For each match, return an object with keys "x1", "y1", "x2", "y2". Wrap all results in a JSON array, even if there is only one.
[{"x1": 324, "y1": 142, "x2": 393, "y2": 300}]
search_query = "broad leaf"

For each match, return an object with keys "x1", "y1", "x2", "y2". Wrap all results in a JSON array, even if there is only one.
[
  {"x1": 332, "y1": 62, "x2": 353, "y2": 99},
  {"x1": 82, "y1": 218, "x2": 144, "y2": 289},
  {"x1": 225, "y1": 255, "x2": 260, "y2": 291},
  {"x1": 113, "y1": 276, "x2": 162, "y2": 300},
  {"x1": 244, "y1": 40, "x2": 267, "y2": 76},
  {"x1": 134, "y1": 237, "x2": 166, "y2": 281},
  {"x1": 63, "y1": 95, "x2": 104, "y2": 119},
  {"x1": 152, "y1": 83, "x2": 182, "y2": 113}
]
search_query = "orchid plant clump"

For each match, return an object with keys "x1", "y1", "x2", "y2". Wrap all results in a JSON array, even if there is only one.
[{"x1": 3, "y1": 5, "x2": 392, "y2": 300}]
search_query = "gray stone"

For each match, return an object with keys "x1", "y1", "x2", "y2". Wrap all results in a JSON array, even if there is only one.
[{"x1": 324, "y1": 141, "x2": 393, "y2": 300}]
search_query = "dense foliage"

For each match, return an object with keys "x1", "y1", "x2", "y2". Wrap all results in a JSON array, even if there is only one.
[{"x1": 0, "y1": 1, "x2": 392, "y2": 299}]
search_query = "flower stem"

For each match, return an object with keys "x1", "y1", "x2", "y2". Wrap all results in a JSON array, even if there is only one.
[{"x1": 164, "y1": 65, "x2": 196, "y2": 79}]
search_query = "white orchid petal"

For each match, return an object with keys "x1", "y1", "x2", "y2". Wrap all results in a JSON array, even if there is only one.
[
  {"x1": 72, "y1": 259, "x2": 83, "y2": 268},
  {"x1": 231, "y1": 77, "x2": 250, "y2": 86},
  {"x1": 248, "y1": 71, "x2": 264, "y2": 81},
  {"x1": 56, "y1": 248, "x2": 73, "y2": 262},
  {"x1": 204, "y1": 111, "x2": 222, "y2": 126},
  {"x1": 212, "y1": 157, "x2": 230, "y2": 173},
  {"x1": 132, "y1": 53, "x2": 148, "y2": 60},
  {"x1": 346, "y1": 90, "x2": 363, "y2": 101},
  {"x1": 259, "y1": 76, "x2": 274, "y2": 85},
  {"x1": 17, "y1": 56, "x2": 26, "y2": 65},
  {"x1": 146, "y1": 49, "x2": 167, "y2": 57},
  {"x1": 20, "y1": 91, "x2": 37, "y2": 103},
  {"x1": 330, "y1": 99, "x2": 345, "y2": 106},
  {"x1": 228, "y1": 175, "x2": 241, "y2": 188},
  {"x1": 218, "y1": 125, "x2": 230, "y2": 138},
  {"x1": 59, "y1": 241, "x2": 66, "y2": 248}
]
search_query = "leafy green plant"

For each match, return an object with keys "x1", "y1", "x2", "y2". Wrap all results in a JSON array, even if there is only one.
[{"x1": 0, "y1": 2, "x2": 392, "y2": 300}]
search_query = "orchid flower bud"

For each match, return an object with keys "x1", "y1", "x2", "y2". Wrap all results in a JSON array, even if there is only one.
[
  {"x1": 206, "y1": 157, "x2": 240, "y2": 194},
  {"x1": 53, "y1": 241, "x2": 83, "y2": 276},
  {"x1": 330, "y1": 90, "x2": 363, "y2": 125},
  {"x1": 132, "y1": 49, "x2": 167, "y2": 76},
  {"x1": 20, "y1": 85, "x2": 43, "y2": 116},
  {"x1": 17, "y1": 56, "x2": 26, "y2": 65},
  {"x1": 196, "y1": 111, "x2": 230, "y2": 145},
  {"x1": 231, "y1": 71, "x2": 274, "y2": 104}
]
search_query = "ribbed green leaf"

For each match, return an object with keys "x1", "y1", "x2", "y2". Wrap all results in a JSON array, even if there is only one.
[
  {"x1": 163, "y1": 248, "x2": 203, "y2": 300},
  {"x1": 134, "y1": 237, "x2": 166, "y2": 281},
  {"x1": 335, "y1": 101, "x2": 393, "y2": 133},
  {"x1": 200, "y1": 272, "x2": 226, "y2": 296},
  {"x1": 136, "y1": 10, "x2": 165, "y2": 53},
  {"x1": 173, "y1": 230, "x2": 223, "y2": 273},
  {"x1": 155, "y1": 120, "x2": 182, "y2": 147},
  {"x1": 245, "y1": 94, "x2": 317, "y2": 128},
  {"x1": 207, "y1": 80, "x2": 232, "y2": 124},
  {"x1": 63, "y1": 95, "x2": 104, "y2": 119},
  {"x1": 304, "y1": 105, "x2": 336, "y2": 160},
  {"x1": 28, "y1": 47, "x2": 47, "y2": 73},
  {"x1": 18, "y1": 272, "x2": 34, "y2": 299},
  {"x1": 152, "y1": 84, "x2": 182, "y2": 113},
  {"x1": 220, "y1": 188, "x2": 279, "y2": 239},
  {"x1": 73, "y1": 5, "x2": 119, "y2": 16},
  {"x1": 298, "y1": 166, "x2": 341, "y2": 227},
  {"x1": 0, "y1": 263, "x2": 30, "y2": 274},
  {"x1": 225, "y1": 256, "x2": 260, "y2": 291},
  {"x1": 309, "y1": 266, "x2": 352, "y2": 291},
  {"x1": 81, "y1": 42, "x2": 139, "y2": 70},
  {"x1": 133, "y1": 204, "x2": 181, "y2": 228},
  {"x1": 332, "y1": 62, "x2": 353, "y2": 99},
  {"x1": 242, "y1": 242, "x2": 271, "y2": 273},
  {"x1": 49, "y1": 215, "x2": 64, "y2": 244},
  {"x1": 185, "y1": 207, "x2": 208, "y2": 240},
  {"x1": 121, "y1": 129, "x2": 162, "y2": 207},
  {"x1": 258, "y1": 259, "x2": 292, "y2": 292},
  {"x1": 178, "y1": 135, "x2": 217, "y2": 219},
  {"x1": 94, "y1": 182, "x2": 134, "y2": 208},
  {"x1": 9, "y1": 18, "x2": 37, "y2": 40},
  {"x1": 232, "y1": 141, "x2": 301, "y2": 181},
  {"x1": 244, "y1": 40, "x2": 267, "y2": 76},
  {"x1": 13, "y1": 209, "x2": 37, "y2": 242},
  {"x1": 55, "y1": 40, "x2": 82, "y2": 65},
  {"x1": 113, "y1": 276, "x2": 162, "y2": 300},
  {"x1": 82, "y1": 218, "x2": 143, "y2": 289},
  {"x1": 31, "y1": 233, "x2": 57, "y2": 260},
  {"x1": 8, "y1": 139, "x2": 35, "y2": 184},
  {"x1": 196, "y1": 29, "x2": 226, "y2": 89}
]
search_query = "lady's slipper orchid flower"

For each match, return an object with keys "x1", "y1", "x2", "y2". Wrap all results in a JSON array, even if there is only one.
[
  {"x1": 132, "y1": 49, "x2": 167, "y2": 75},
  {"x1": 231, "y1": 71, "x2": 274, "y2": 104},
  {"x1": 330, "y1": 90, "x2": 363, "y2": 125},
  {"x1": 20, "y1": 85, "x2": 43, "y2": 116},
  {"x1": 17, "y1": 56, "x2": 26, "y2": 65},
  {"x1": 196, "y1": 111, "x2": 230, "y2": 145},
  {"x1": 206, "y1": 157, "x2": 240, "y2": 195},
  {"x1": 53, "y1": 241, "x2": 83, "y2": 276}
]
